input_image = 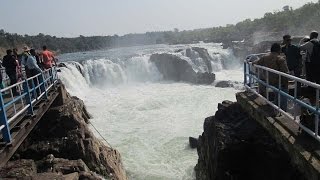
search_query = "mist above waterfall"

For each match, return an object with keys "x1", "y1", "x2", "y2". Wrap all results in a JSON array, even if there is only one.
[{"x1": 59, "y1": 43, "x2": 240, "y2": 90}]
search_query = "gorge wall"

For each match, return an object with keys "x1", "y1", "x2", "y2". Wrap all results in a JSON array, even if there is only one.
[
  {"x1": 0, "y1": 85, "x2": 127, "y2": 180},
  {"x1": 195, "y1": 100, "x2": 306, "y2": 180}
]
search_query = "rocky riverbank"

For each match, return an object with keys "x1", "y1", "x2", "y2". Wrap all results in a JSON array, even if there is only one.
[
  {"x1": 195, "y1": 100, "x2": 306, "y2": 180},
  {"x1": 0, "y1": 85, "x2": 127, "y2": 180}
]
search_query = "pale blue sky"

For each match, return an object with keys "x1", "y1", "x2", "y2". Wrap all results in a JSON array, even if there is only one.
[{"x1": 0, "y1": 0, "x2": 318, "y2": 37}]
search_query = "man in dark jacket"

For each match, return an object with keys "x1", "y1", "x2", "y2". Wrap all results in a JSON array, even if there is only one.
[
  {"x1": 254, "y1": 43, "x2": 289, "y2": 111},
  {"x1": 282, "y1": 35, "x2": 302, "y2": 77},
  {"x1": 2, "y1": 49, "x2": 18, "y2": 95},
  {"x1": 300, "y1": 31, "x2": 320, "y2": 84},
  {"x1": 282, "y1": 34, "x2": 302, "y2": 95}
]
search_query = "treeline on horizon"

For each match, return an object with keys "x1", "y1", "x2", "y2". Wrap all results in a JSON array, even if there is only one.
[{"x1": 0, "y1": 1, "x2": 320, "y2": 56}]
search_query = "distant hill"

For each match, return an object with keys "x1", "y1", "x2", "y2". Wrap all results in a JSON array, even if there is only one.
[{"x1": 0, "y1": 1, "x2": 319, "y2": 57}]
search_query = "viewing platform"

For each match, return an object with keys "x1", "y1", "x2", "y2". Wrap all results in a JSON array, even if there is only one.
[
  {"x1": 242, "y1": 56, "x2": 320, "y2": 179},
  {"x1": 0, "y1": 67, "x2": 60, "y2": 167}
]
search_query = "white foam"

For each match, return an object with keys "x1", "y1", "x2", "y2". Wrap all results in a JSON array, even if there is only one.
[
  {"x1": 58, "y1": 43, "x2": 243, "y2": 179},
  {"x1": 82, "y1": 83, "x2": 238, "y2": 179}
]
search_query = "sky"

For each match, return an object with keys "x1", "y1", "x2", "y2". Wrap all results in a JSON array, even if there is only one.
[{"x1": 0, "y1": 0, "x2": 318, "y2": 37}]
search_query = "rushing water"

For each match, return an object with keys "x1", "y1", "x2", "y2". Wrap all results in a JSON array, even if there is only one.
[{"x1": 58, "y1": 43, "x2": 243, "y2": 180}]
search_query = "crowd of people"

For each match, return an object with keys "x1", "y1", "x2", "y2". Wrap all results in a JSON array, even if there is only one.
[
  {"x1": 254, "y1": 30, "x2": 320, "y2": 111},
  {"x1": 0, "y1": 45, "x2": 56, "y2": 95}
]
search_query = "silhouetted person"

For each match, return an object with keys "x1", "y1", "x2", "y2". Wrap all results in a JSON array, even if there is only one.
[
  {"x1": 2, "y1": 49, "x2": 18, "y2": 95},
  {"x1": 281, "y1": 34, "x2": 302, "y2": 95},
  {"x1": 282, "y1": 35, "x2": 302, "y2": 77},
  {"x1": 253, "y1": 43, "x2": 289, "y2": 111},
  {"x1": 300, "y1": 31, "x2": 320, "y2": 83}
]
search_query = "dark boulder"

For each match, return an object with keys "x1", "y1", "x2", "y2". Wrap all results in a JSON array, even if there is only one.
[
  {"x1": 189, "y1": 137, "x2": 199, "y2": 149},
  {"x1": 58, "y1": 62, "x2": 67, "y2": 68},
  {"x1": 215, "y1": 80, "x2": 234, "y2": 88},
  {"x1": 175, "y1": 49, "x2": 184, "y2": 53},
  {"x1": 196, "y1": 72, "x2": 215, "y2": 84},
  {"x1": 185, "y1": 48, "x2": 193, "y2": 58},
  {"x1": 215, "y1": 81, "x2": 243, "y2": 89},
  {"x1": 195, "y1": 101, "x2": 306, "y2": 180},
  {"x1": 150, "y1": 53, "x2": 215, "y2": 84}
]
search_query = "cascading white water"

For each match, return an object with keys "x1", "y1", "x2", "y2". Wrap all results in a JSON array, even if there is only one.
[{"x1": 58, "y1": 43, "x2": 243, "y2": 180}]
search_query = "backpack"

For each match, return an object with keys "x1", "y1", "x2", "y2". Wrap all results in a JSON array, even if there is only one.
[
  {"x1": 2, "y1": 55, "x2": 9, "y2": 68},
  {"x1": 2, "y1": 55, "x2": 14, "y2": 70},
  {"x1": 310, "y1": 40, "x2": 320, "y2": 64}
]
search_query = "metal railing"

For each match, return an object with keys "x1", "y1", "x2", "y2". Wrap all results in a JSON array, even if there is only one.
[
  {"x1": 0, "y1": 67, "x2": 59, "y2": 143},
  {"x1": 244, "y1": 53, "x2": 320, "y2": 142}
]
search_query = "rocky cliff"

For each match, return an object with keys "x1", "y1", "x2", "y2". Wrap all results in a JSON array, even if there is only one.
[
  {"x1": 0, "y1": 85, "x2": 127, "y2": 180},
  {"x1": 195, "y1": 100, "x2": 305, "y2": 180}
]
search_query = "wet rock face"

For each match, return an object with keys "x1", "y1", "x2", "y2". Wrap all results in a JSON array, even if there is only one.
[
  {"x1": 195, "y1": 101, "x2": 306, "y2": 180},
  {"x1": 2, "y1": 85, "x2": 127, "y2": 180},
  {"x1": 191, "y1": 47, "x2": 213, "y2": 72},
  {"x1": 0, "y1": 157, "x2": 99, "y2": 180},
  {"x1": 150, "y1": 53, "x2": 215, "y2": 84}
]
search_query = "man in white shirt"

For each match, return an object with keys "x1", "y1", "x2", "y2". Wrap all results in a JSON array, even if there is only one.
[
  {"x1": 26, "y1": 49, "x2": 42, "y2": 75},
  {"x1": 26, "y1": 49, "x2": 44, "y2": 96}
]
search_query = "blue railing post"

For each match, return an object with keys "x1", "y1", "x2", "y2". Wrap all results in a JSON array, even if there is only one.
[
  {"x1": 248, "y1": 63, "x2": 252, "y2": 88},
  {"x1": 23, "y1": 79, "x2": 34, "y2": 115},
  {"x1": 0, "y1": 92, "x2": 12, "y2": 143},
  {"x1": 30, "y1": 77, "x2": 37, "y2": 100},
  {"x1": 244, "y1": 62, "x2": 247, "y2": 86},
  {"x1": 52, "y1": 67, "x2": 57, "y2": 84},
  {"x1": 315, "y1": 89, "x2": 319, "y2": 137},
  {"x1": 41, "y1": 72, "x2": 48, "y2": 99}
]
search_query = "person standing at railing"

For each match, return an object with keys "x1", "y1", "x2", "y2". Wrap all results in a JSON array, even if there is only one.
[
  {"x1": 13, "y1": 48, "x2": 21, "y2": 65},
  {"x1": 40, "y1": 45, "x2": 56, "y2": 69},
  {"x1": 300, "y1": 36, "x2": 311, "y2": 79},
  {"x1": 281, "y1": 35, "x2": 302, "y2": 95},
  {"x1": 253, "y1": 43, "x2": 289, "y2": 111},
  {"x1": 2, "y1": 49, "x2": 18, "y2": 96},
  {"x1": 300, "y1": 31, "x2": 320, "y2": 84},
  {"x1": 26, "y1": 49, "x2": 42, "y2": 76},
  {"x1": 0, "y1": 59, "x2": 3, "y2": 89},
  {"x1": 13, "y1": 48, "x2": 23, "y2": 84},
  {"x1": 21, "y1": 46, "x2": 31, "y2": 78},
  {"x1": 35, "y1": 52, "x2": 43, "y2": 70},
  {"x1": 26, "y1": 49, "x2": 44, "y2": 96}
]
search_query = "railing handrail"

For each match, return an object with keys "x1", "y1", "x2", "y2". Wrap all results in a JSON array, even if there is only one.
[
  {"x1": 245, "y1": 53, "x2": 268, "y2": 60},
  {"x1": 251, "y1": 64, "x2": 320, "y2": 89},
  {"x1": 244, "y1": 54, "x2": 320, "y2": 142},
  {"x1": 0, "y1": 68, "x2": 53, "y2": 93},
  {"x1": 0, "y1": 66, "x2": 59, "y2": 143}
]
